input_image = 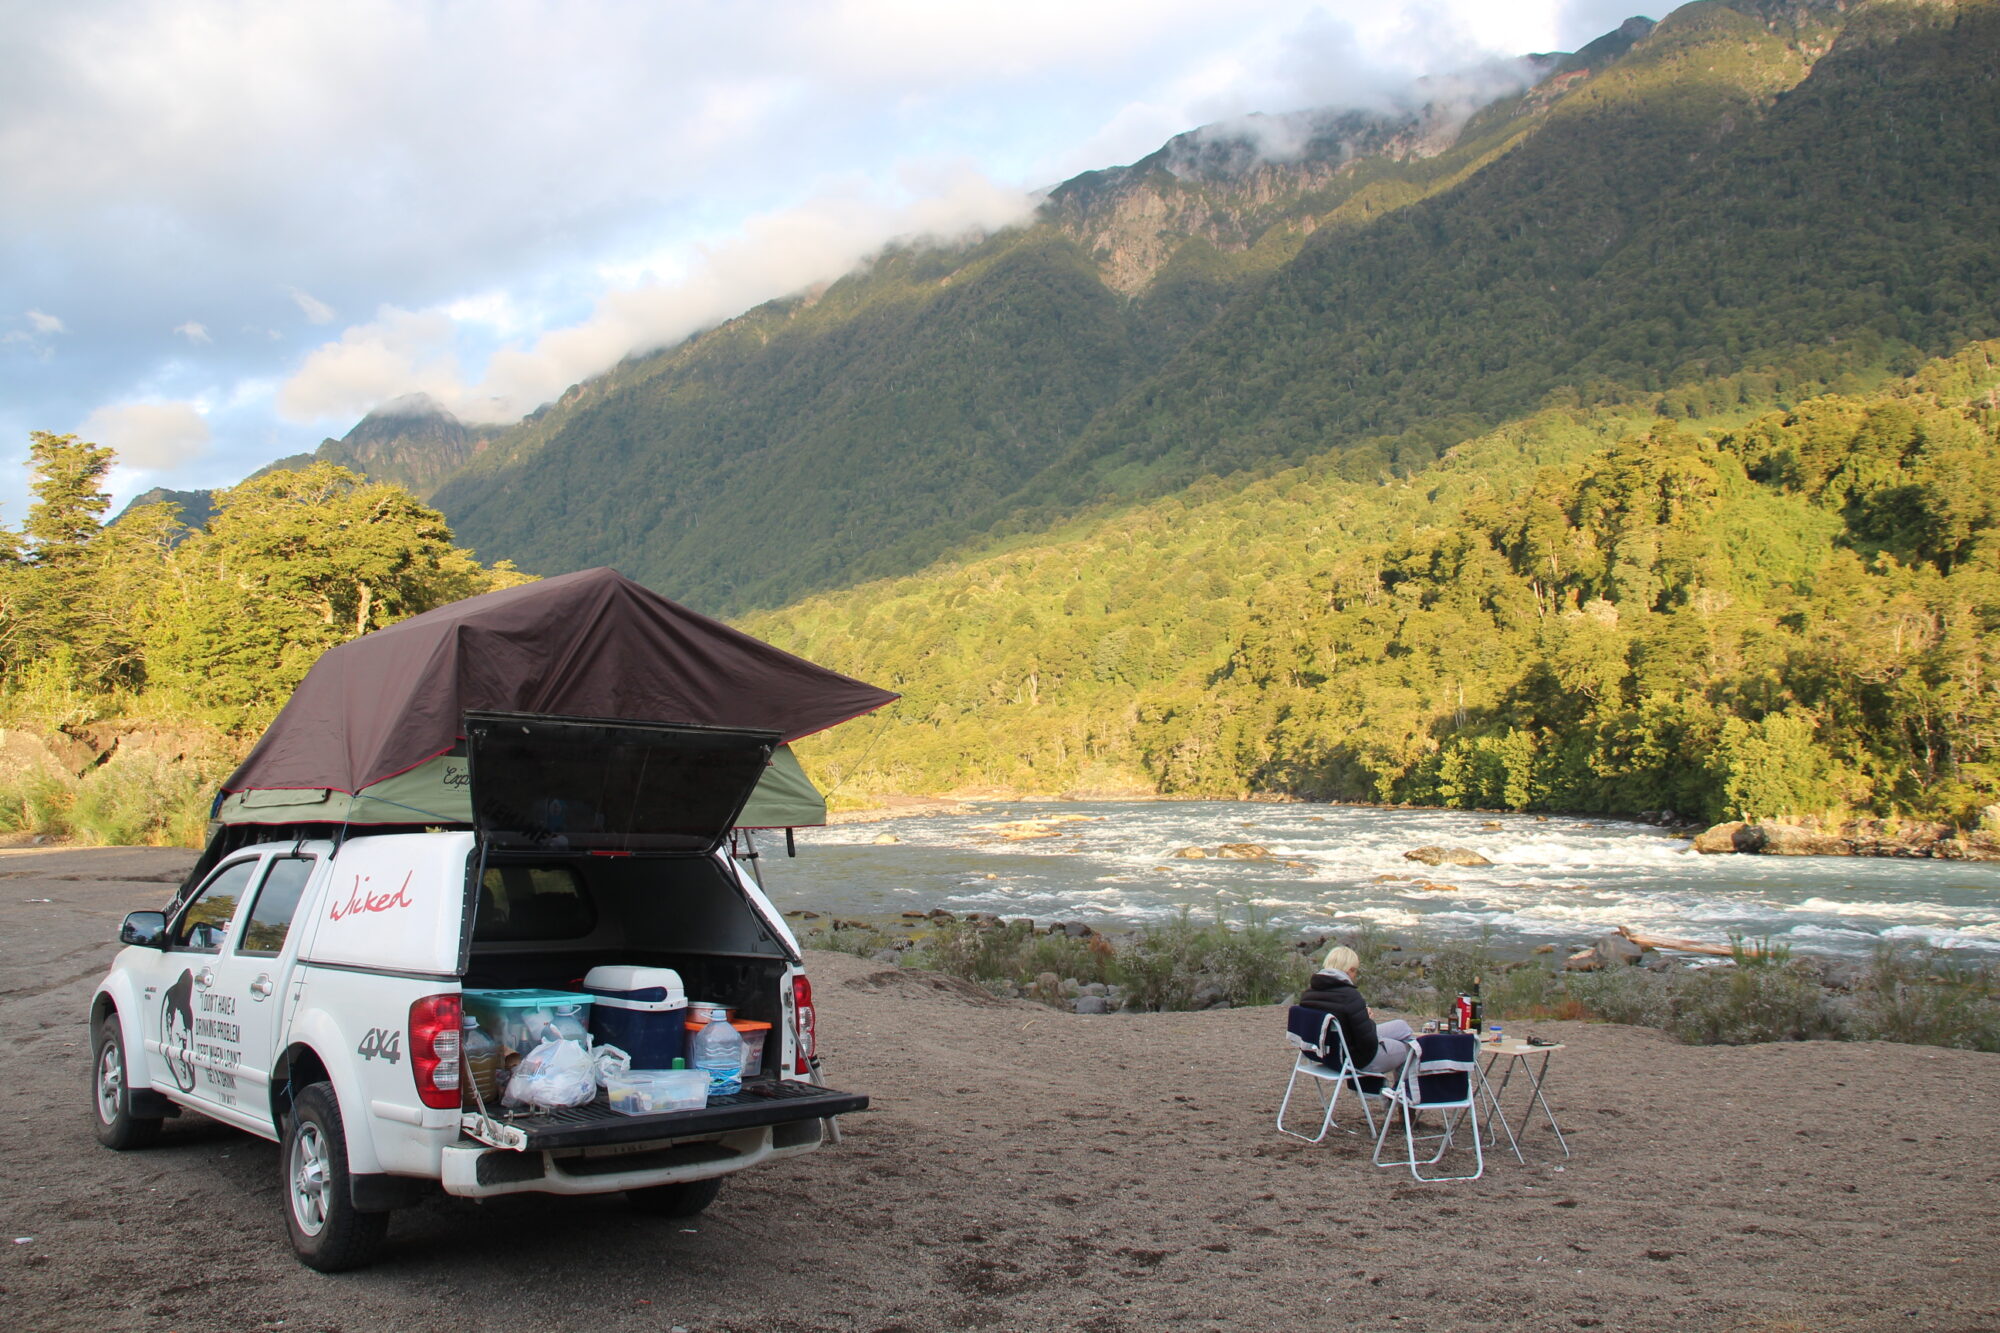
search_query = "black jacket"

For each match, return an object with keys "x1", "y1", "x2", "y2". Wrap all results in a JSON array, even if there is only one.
[{"x1": 1297, "y1": 970, "x2": 1378, "y2": 1068}]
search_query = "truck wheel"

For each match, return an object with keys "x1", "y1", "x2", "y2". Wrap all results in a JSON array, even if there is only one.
[
  {"x1": 282, "y1": 1083, "x2": 389, "y2": 1272},
  {"x1": 92, "y1": 1017, "x2": 162, "y2": 1150},
  {"x1": 626, "y1": 1176, "x2": 724, "y2": 1217}
]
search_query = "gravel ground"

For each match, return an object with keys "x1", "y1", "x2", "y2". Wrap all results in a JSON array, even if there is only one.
[{"x1": 1, "y1": 846, "x2": 1996, "y2": 1333}]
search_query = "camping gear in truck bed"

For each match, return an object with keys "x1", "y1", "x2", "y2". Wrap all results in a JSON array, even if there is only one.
[
  {"x1": 582, "y1": 965, "x2": 690, "y2": 1070},
  {"x1": 486, "y1": 1078, "x2": 868, "y2": 1151}
]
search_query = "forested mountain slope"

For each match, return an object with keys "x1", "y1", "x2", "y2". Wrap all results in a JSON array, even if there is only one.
[
  {"x1": 437, "y1": 0, "x2": 2000, "y2": 619},
  {"x1": 750, "y1": 343, "x2": 2000, "y2": 824}
]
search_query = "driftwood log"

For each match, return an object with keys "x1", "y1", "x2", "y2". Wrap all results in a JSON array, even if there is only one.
[{"x1": 1616, "y1": 926, "x2": 1763, "y2": 958}]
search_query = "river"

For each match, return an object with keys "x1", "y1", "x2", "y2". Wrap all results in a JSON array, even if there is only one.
[{"x1": 750, "y1": 800, "x2": 2000, "y2": 957}]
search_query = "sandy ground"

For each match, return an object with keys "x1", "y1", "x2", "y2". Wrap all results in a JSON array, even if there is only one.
[{"x1": 1, "y1": 847, "x2": 1996, "y2": 1333}]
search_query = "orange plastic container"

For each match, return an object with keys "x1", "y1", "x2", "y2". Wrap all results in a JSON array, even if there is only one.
[{"x1": 684, "y1": 1017, "x2": 772, "y2": 1076}]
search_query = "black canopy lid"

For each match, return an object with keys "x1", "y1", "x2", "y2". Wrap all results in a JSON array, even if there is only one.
[{"x1": 464, "y1": 712, "x2": 778, "y2": 854}]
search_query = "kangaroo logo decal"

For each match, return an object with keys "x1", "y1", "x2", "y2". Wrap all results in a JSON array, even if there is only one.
[{"x1": 160, "y1": 969, "x2": 196, "y2": 1092}]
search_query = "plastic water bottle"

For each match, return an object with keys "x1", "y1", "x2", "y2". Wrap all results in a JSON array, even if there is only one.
[{"x1": 691, "y1": 1019, "x2": 744, "y2": 1096}]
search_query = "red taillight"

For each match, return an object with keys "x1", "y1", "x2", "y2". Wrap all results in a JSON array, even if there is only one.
[
  {"x1": 409, "y1": 993, "x2": 463, "y2": 1109},
  {"x1": 792, "y1": 974, "x2": 816, "y2": 1075}
]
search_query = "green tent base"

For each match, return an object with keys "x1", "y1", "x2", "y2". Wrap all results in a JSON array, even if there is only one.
[{"x1": 215, "y1": 740, "x2": 826, "y2": 830}]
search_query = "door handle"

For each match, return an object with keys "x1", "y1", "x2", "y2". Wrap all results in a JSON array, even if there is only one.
[
  {"x1": 194, "y1": 967, "x2": 216, "y2": 989},
  {"x1": 249, "y1": 975, "x2": 275, "y2": 999}
]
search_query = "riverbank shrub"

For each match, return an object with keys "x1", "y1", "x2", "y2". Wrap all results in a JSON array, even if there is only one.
[
  {"x1": 0, "y1": 746, "x2": 222, "y2": 848},
  {"x1": 1851, "y1": 944, "x2": 2000, "y2": 1052},
  {"x1": 1118, "y1": 909, "x2": 1312, "y2": 1012},
  {"x1": 906, "y1": 918, "x2": 1118, "y2": 990}
]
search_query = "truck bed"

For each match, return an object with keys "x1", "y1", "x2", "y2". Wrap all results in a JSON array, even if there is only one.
[{"x1": 473, "y1": 1078, "x2": 867, "y2": 1152}]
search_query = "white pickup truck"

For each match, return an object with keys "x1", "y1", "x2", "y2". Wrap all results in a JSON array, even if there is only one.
[{"x1": 86, "y1": 714, "x2": 865, "y2": 1271}]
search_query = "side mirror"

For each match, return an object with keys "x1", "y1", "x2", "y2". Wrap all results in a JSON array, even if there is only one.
[{"x1": 120, "y1": 911, "x2": 167, "y2": 948}]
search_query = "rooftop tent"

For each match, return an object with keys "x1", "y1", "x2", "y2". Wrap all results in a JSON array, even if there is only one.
[
  {"x1": 215, "y1": 737, "x2": 830, "y2": 829},
  {"x1": 216, "y1": 566, "x2": 895, "y2": 830}
]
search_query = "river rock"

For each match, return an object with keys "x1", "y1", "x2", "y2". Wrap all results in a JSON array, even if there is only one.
[
  {"x1": 1063, "y1": 921, "x2": 1095, "y2": 938},
  {"x1": 1563, "y1": 948, "x2": 1601, "y2": 972},
  {"x1": 1215, "y1": 843, "x2": 1272, "y2": 860},
  {"x1": 1173, "y1": 846, "x2": 1209, "y2": 859},
  {"x1": 1404, "y1": 846, "x2": 1491, "y2": 867},
  {"x1": 1072, "y1": 996, "x2": 1109, "y2": 1015},
  {"x1": 1756, "y1": 823, "x2": 1848, "y2": 856},
  {"x1": 1692, "y1": 821, "x2": 1756, "y2": 853},
  {"x1": 872, "y1": 833, "x2": 901, "y2": 845},
  {"x1": 1594, "y1": 933, "x2": 1645, "y2": 968}
]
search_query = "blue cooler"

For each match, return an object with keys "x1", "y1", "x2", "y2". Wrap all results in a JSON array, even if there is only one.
[{"x1": 582, "y1": 966, "x2": 689, "y2": 1069}]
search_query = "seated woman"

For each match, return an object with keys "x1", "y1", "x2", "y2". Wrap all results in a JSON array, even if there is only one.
[{"x1": 1297, "y1": 945, "x2": 1417, "y2": 1075}]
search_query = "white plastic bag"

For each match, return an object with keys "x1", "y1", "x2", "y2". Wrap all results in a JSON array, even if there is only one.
[
  {"x1": 501, "y1": 1037, "x2": 598, "y2": 1109},
  {"x1": 591, "y1": 1043, "x2": 632, "y2": 1088}
]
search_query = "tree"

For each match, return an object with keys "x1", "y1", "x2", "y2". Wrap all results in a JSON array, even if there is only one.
[{"x1": 143, "y1": 464, "x2": 533, "y2": 723}]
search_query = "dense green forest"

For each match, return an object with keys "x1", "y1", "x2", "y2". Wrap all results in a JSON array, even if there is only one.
[
  {"x1": 436, "y1": 0, "x2": 2000, "y2": 619},
  {"x1": 0, "y1": 438, "x2": 527, "y2": 842},
  {"x1": 755, "y1": 343, "x2": 2000, "y2": 825}
]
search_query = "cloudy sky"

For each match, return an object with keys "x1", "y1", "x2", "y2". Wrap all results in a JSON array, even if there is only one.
[{"x1": 0, "y1": 0, "x2": 1671, "y2": 518}]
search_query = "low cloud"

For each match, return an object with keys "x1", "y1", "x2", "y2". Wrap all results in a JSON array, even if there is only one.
[
  {"x1": 174, "y1": 321, "x2": 212, "y2": 344},
  {"x1": 26, "y1": 310, "x2": 66, "y2": 335},
  {"x1": 276, "y1": 308, "x2": 461, "y2": 422},
  {"x1": 278, "y1": 164, "x2": 1035, "y2": 425},
  {"x1": 80, "y1": 400, "x2": 212, "y2": 470},
  {"x1": 290, "y1": 289, "x2": 336, "y2": 325}
]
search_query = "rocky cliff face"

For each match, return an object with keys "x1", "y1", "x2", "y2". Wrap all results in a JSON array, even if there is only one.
[
  {"x1": 1040, "y1": 53, "x2": 1577, "y2": 295},
  {"x1": 311, "y1": 393, "x2": 489, "y2": 500}
]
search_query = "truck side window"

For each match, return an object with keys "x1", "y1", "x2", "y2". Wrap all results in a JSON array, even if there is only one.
[
  {"x1": 238, "y1": 857, "x2": 315, "y2": 956},
  {"x1": 170, "y1": 860, "x2": 259, "y2": 952},
  {"x1": 475, "y1": 865, "x2": 594, "y2": 941}
]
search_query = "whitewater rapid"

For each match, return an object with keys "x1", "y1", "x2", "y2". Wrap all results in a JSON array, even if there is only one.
[{"x1": 755, "y1": 801, "x2": 2000, "y2": 956}]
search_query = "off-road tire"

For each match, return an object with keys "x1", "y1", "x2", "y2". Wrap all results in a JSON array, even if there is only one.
[
  {"x1": 91, "y1": 1016, "x2": 162, "y2": 1150},
  {"x1": 626, "y1": 1175, "x2": 725, "y2": 1217},
  {"x1": 282, "y1": 1082, "x2": 390, "y2": 1272}
]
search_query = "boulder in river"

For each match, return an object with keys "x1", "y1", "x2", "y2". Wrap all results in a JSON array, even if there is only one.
[
  {"x1": 1404, "y1": 846, "x2": 1491, "y2": 867},
  {"x1": 1173, "y1": 846, "x2": 1208, "y2": 859},
  {"x1": 1594, "y1": 933, "x2": 1645, "y2": 968},
  {"x1": 1215, "y1": 843, "x2": 1272, "y2": 860}
]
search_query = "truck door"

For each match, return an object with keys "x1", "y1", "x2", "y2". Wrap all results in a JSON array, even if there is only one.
[
  {"x1": 197, "y1": 853, "x2": 318, "y2": 1128},
  {"x1": 144, "y1": 856, "x2": 262, "y2": 1101},
  {"x1": 147, "y1": 853, "x2": 318, "y2": 1128}
]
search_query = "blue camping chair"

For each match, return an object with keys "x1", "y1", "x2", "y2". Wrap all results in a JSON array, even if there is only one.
[
  {"x1": 1278, "y1": 1005, "x2": 1390, "y2": 1143},
  {"x1": 1372, "y1": 1030, "x2": 1484, "y2": 1182}
]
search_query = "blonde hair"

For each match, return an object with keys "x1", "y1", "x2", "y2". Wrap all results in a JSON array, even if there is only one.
[{"x1": 1322, "y1": 945, "x2": 1360, "y2": 976}]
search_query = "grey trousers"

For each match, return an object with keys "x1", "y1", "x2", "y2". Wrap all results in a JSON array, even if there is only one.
[{"x1": 1363, "y1": 1019, "x2": 1417, "y2": 1074}]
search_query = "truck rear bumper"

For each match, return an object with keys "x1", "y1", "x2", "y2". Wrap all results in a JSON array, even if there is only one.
[{"x1": 441, "y1": 1117, "x2": 830, "y2": 1198}]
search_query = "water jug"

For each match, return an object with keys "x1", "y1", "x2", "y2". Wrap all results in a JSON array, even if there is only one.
[
  {"x1": 461, "y1": 1014, "x2": 501, "y2": 1107},
  {"x1": 691, "y1": 1018, "x2": 744, "y2": 1096},
  {"x1": 550, "y1": 1003, "x2": 590, "y2": 1045}
]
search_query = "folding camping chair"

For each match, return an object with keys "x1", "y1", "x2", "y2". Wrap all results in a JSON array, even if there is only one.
[
  {"x1": 1278, "y1": 1005, "x2": 1391, "y2": 1143},
  {"x1": 1372, "y1": 1030, "x2": 1484, "y2": 1182}
]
